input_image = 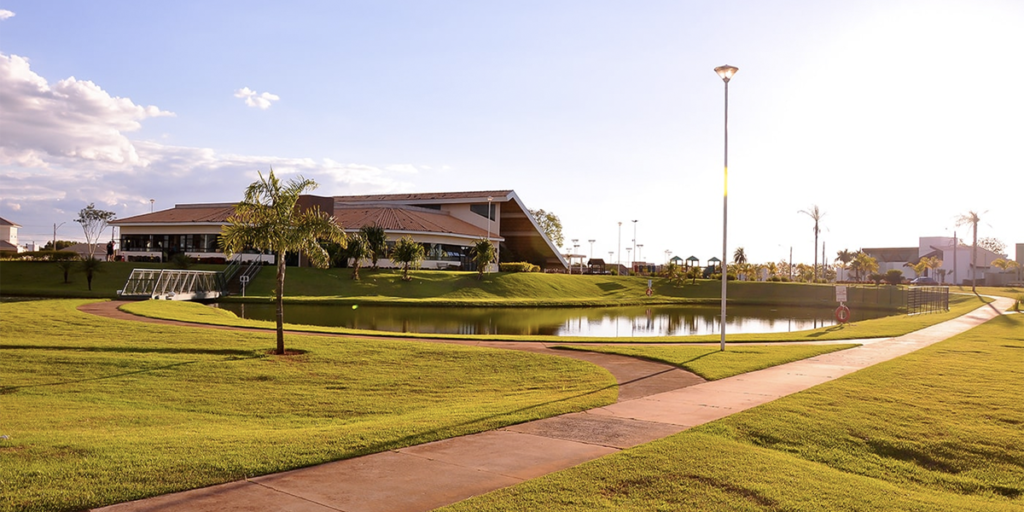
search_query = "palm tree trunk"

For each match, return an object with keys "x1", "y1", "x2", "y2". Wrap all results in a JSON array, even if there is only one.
[{"x1": 276, "y1": 252, "x2": 286, "y2": 355}]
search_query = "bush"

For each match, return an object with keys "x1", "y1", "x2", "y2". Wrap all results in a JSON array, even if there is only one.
[
  {"x1": 883, "y1": 269, "x2": 903, "y2": 285},
  {"x1": 500, "y1": 262, "x2": 541, "y2": 273},
  {"x1": 4, "y1": 250, "x2": 79, "y2": 261}
]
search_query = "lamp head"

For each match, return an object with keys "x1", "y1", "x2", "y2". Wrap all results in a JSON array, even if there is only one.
[{"x1": 715, "y1": 65, "x2": 739, "y2": 83}]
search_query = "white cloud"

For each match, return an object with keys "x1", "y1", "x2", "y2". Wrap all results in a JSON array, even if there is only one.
[
  {"x1": 0, "y1": 10, "x2": 14, "y2": 20},
  {"x1": 234, "y1": 87, "x2": 280, "y2": 109},
  {"x1": 385, "y1": 164, "x2": 419, "y2": 174},
  {"x1": 0, "y1": 52, "x2": 174, "y2": 170}
]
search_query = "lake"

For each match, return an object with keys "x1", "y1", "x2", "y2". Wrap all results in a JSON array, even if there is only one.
[{"x1": 213, "y1": 303, "x2": 890, "y2": 337}]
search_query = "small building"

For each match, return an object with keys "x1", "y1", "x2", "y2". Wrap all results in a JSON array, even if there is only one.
[
  {"x1": 862, "y1": 236, "x2": 1007, "y2": 285},
  {"x1": 0, "y1": 216, "x2": 22, "y2": 254}
]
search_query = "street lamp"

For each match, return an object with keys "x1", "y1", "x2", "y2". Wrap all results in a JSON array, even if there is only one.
[
  {"x1": 588, "y1": 239, "x2": 596, "y2": 260},
  {"x1": 150, "y1": 199, "x2": 155, "y2": 212},
  {"x1": 637, "y1": 244, "x2": 644, "y2": 263},
  {"x1": 617, "y1": 221, "x2": 622, "y2": 267},
  {"x1": 572, "y1": 238, "x2": 579, "y2": 275},
  {"x1": 487, "y1": 196, "x2": 494, "y2": 273},
  {"x1": 631, "y1": 220, "x2": 638, "y2": 266},
  {"x1": 715, "y1": 63, "x2": 738, "y2": 352},
  {"x1": 625, "y1": 247, "x2": 632, "y2": 271}
]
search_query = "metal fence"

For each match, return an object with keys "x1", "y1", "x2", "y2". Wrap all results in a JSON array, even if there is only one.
[
  {"x1": 907, "y1": 286, "x2": 949, "y2": 315},
  {"x1": 118, "y1": 269, "x2": 227, "y2": 300}
]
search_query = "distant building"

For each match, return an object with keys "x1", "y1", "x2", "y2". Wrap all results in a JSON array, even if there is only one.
[
  {"x1": 862, "y1": 236, "x2": 1007, "y2": 285},
  {"x1": 111, "y1": 190, "x2": 567, "y2": 271},
  {"x1": 0, "y1": 216, "x2": 22, "y2": 254}
]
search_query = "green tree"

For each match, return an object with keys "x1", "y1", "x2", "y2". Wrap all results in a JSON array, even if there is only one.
[
  {"x1": 798, "y1": 205, "x2": 825, "y2": 281},
  {"x1": 835, "y1": 248, "x2": 855, "y2": 281},
  {"x1": 956, "y1": 211, "x2": 982, "y2": 292},
  {"x1": 529, "y1": 209, "x2": 564, "y2": 248},
  {"x1": 849, "y1": 252, "x2": 878, "y2": 282},
  {"x1": 55, "y1": 252, "x2": 78, "y2": 283},
  {"x1": 359, "y1": 224, "x2": 388, "y2": 270},
  {"x1": 220, "y1": 169, "x2": 346, "y2": 355},
  {"x1": 392, "y1": 236, "x2": 425, "y2": 281},
  {"x1": 347, "y1": 234, "x2": 370, "y2": 280},
  {"x1": 78, "y1": 257, "x2": 103, "y2": 291},
  {"x1": 472, "y1": 239, "x2": 496, "y2": 280},
  {"x1": 43, "y1": 240, "x2": 76, "y2": 251},
  {"x1": 732, "y1": 247, "x2": 747, "y2": 265},
  {"x1": 883, "y1": 269, "x2": 904, "y2": 285},
  {"x1": 75, "y1": 203, "x2": 116, "y2": 259}
]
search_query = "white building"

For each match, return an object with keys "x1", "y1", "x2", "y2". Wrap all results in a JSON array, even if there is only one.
[{"x1": 863, "y1": 236, "x2": 1008, "y2": 285}]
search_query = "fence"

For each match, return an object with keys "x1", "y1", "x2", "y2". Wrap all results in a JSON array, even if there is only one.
[{"x1": 907, "y1": 286, "x2": 949, "y2": 315}]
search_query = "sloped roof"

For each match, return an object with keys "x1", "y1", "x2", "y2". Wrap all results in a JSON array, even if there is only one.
[
  {"x1": 112, "y1": 204, "x2": 236, "y2": 225},
  {"x1": 0, "y1": 240, "x2": 19, "y2": 252},
  {"x1": 337, "y1": 190, "x2": 513, "y2": 204},
  {"x1": 334, "y1": 205, "x2": 493, "y2": 239},
  {"x1": 0, "y1": 216, "x2": 21, "y2": 227}
]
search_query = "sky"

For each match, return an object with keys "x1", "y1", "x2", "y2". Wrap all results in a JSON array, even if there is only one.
[{"x1": 1, "y1": 0, "x2": 1021, "y2": 267}]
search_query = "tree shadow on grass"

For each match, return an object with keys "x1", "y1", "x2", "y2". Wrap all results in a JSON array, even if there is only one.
[{"x1": 1, "y1": 344, "x2": 258, "y2": 357}]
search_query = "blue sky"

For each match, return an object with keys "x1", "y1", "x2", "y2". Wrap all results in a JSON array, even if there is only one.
[{"x1": 1, "y1": 1, "x2": 1021, "y2": 266}]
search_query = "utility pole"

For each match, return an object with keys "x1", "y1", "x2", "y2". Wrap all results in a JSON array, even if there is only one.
[{"x1": 52, "y1": 222, "x2": 65, "y2": 251}]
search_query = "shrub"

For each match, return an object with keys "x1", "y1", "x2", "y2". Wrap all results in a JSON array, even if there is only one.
[
  {"x1": 883, "y1": 269, "x2": 903, "y2": 285},
  {"x1": 171, "y1": 253, "x2": 194, "y2": 269},
  {"x1": 500, "y1": 262, "x2": 540, "y2": 273}
]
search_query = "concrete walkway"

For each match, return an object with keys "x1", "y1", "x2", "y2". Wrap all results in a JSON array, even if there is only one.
[{"x1": 89, "y1": 297, "x2": 1013, "y2": 512}]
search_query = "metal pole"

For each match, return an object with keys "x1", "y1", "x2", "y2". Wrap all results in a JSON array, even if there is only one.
[
  {"x1": 617, "y1": 222, "x2": 622, "y2": 268},
  {"x1": 721, "y1": 78, "x2": 729, "y2": 352}
]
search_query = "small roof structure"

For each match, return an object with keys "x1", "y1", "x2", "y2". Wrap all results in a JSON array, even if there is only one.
[
  {"x1": 669, "y1": 256, "x2": 685, "y2": 264},
  {"x1": 708, "y1": 256, "x2": 721, "y2": 263},
  {"x1": 686, "y1": 255, "x2": 699, "y2": 262}
]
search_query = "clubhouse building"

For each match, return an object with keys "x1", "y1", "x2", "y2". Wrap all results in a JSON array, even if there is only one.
[{"x1": 111, "y1": 190, "x2": 568, "y2": 271}]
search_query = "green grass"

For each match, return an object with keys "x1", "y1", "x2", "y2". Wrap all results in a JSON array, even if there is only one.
[
  {"x1": 556, "y1": 343, "x2": 860, "y2": 380},
  {"x1": 119, "y1": 291, "x2": 989, "y2": 344},
  {"x1": 440, "y1": 313, "x2": 1024, "y2": 511},
  {"x1": 0, "y1": 300, "x2": 617, "y2": 512}
]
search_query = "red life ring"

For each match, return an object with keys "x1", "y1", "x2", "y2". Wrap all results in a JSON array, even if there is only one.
[
  {"x1": 835, "y1": 305, "x2": 851, "y2": 324},
  {"x1": 646, "y1": 288, "x2": 653, "y2": 297}
]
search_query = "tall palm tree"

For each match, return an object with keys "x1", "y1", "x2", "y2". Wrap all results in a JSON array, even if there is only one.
[
  {"x1": 732, "y1": 247, "x2": 747, "y2": 265},
  {"x1": 956, "y1": 210, "x2": 981, "y2": 292},
  {"x1": 220, "y1": 169, "x2": 346, "y2": 355},
  {"x1": 798, "y1": 205, "x2": 825, "y2": 282},
  {"x1": 835, "y1": 249, "x2": 855, "y2": 282}
]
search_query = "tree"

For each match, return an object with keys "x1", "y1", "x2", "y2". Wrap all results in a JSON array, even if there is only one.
[
  {"x1": 78, "y1": 257, "x2": 103, "y2": 291},
  {"x1": 54, "y1": 252, "x2": 78, "y2": 283},
  {"x1": 75, "y1": 203, "x2": 116, "y2": 259},
  {"x1": 220, "y1": 169, "x2": 346, "y2": 355},
  {"x1": 347, "y1": 234, "x2": 370, "y2": 280},
  {"x1": 798, "y1": 205, "x2": 825, "y2": 281},
  {"x1": 835, "y1": 249, "x2": 855, "y2": 281},
  {"x1": 849, "y1": 252, "x2": 878, "y2": 282},
  {"x1": 978, "y1": 237, "x2": 1006, "y2": 256},
  {"x1": 359, "y1": 224, "x2": 388, "y2": 270},
  {"x1": 956, "y1": 211, "x2": 981, "y2": 292},
  {"x1": 471, "y1": 239, "x2": 496, "y2": 280},
  {"x1": 732, "y1": 247, "x2": 747, "y2": 265},
  {"x1": 883, "y1": 269, "x2": 903, "y2": 285},
  {"x1": 392, "y1": 236, "x2": 425, "y2": 281},
  {"x1": 43, "y1": 240, "x2": 76, "y2": 251},
  {"x1": 529, "y1": 209, "x2": 564, "y2": 248}
]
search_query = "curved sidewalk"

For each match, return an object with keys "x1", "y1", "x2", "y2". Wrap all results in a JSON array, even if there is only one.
[{"x1": 92, "y1": 297, "x2": 1013, "y2": 512}]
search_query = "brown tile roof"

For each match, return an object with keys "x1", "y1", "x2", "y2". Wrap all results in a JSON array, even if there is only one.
[
  {"x1": 112, "y1": 204, "x2": 237, "y2": 224},
  {"x1": 334, "y1": 206, "x2": 490, "y2": 238},
  {"x1": 337, "y1": 190, "x2": 513, "y2": 203}
]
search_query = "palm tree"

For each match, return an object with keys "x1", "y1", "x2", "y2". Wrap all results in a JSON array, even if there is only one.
[
  {"x1": 347, "y1": 234, "x2": 370, "y2": 281},
  {"x1": 956, "y1": 211, "x2": 981, "y2": 292},
  {"x1": 798, "y1": 205, "x2": 825, "y2": 281},
  {"x1": 359, "y1": 224, "x2": 388, "y2": 270},
  {"x1": 732, "y1": 247, "x2": 747, "y2": 265},
  {"x1": 850, "y1": 252, "x2": 878, "y2": 282},
  {"x1": 78, "y1": 257, "x2": 103, "y2": 291},
  {"x1": 835, "y1": 248, "x2": 855, "y2": 281},
  {"x1": 392, "y1": 236, "x2": 425, "y2": 281},
  {"x1": 220, "y1": 169, "x2": 346, "y2": 355},
  {"x1": 472, "y1": 239, "x2": 496, "y2": 280}
]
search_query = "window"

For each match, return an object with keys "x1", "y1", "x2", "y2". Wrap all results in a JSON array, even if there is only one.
[{"x1": 470, "y1": 203, "x2": 495, "y2": 221}]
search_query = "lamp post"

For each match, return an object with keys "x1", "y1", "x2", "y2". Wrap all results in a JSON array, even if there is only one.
[
  {"x1": 625, "y1": 247, "x2": 632, "y2": 271},
  {"x1": 52, "y1": 222, "x2": 65, "y2": 251},
  {"x1": 486, "y1": 196, "x2": 493, "y2": 272},
  {"x1": 617, "y1": 222, "x2": 622, "y2": 267},
  {"x1": 715, "y1": 64, "x2": 738, "y2": 352},
  {"x1": 150, "y1": 199, "x2": 155, "y2": 212},
  {"x1": 637, "y1": 244, "x2": 644, "y2": 263},
  {"x1": 588, "y1": 239, "x2": 596, "y2": 260},
  {"x1": 572, "y1": 239, "x2": 579, "y2": 274},
  {"x1": 631, "y1": 220, "x2": 638, "y2": 267}
]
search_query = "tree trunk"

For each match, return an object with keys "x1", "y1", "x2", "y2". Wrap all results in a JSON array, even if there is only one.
[{"x1": 275, "y1": 252, "x2": 286, "y2": 355}]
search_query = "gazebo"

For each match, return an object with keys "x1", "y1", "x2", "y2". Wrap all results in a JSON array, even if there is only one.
[
  {"x1": 669, "y1": 256, "x2": 685, "y2": 266},
  {"x1": 708, "y1": 256, "x2": 721, "y2": 271},
  {"x1": 685, "y1": 255, "x2": 700, "y2": 268}
]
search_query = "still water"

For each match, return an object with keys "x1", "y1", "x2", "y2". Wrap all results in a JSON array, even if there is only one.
[{"x1": 214, "y1": 303, "x2": 889, "y2": 337}]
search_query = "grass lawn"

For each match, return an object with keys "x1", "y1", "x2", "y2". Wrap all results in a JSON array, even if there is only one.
[
  {"x1": 440, "y1": 313, "x2": 1024, "y2": 511},
  {"x1": 120, "y1": 290, "x2": 989, "y2": 344},
  {"x1": 556, "y1": 343, "x2": 861, "y2": 380},
  {"x1": 0, "y1": 300, "x2": 617, "y2": 512}
]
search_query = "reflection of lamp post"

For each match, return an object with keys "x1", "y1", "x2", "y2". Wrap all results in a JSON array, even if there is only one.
[{"x1": 715, "y1": 64, "x2": 738, "y2": 352}]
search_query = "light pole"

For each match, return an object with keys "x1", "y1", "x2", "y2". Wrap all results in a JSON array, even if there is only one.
[
  {"x1": 665, "y1": 249, "x2": 671, "y2": 263},
  {"x1": 631, "y1": 220, "x2": 638, "y2": 266},
  {"x1": 617, "y1": 222, "x2": 622, "y2": 267},
  {"x1": 625, "y1": 247, "x2": 632, "y2": 271},
  {"x1": 637, "y1": 244, "x2": 644, "y2": 263},
  {"x1": 486, "y1": 196, "x2": 493, "y2": 272},
  {"x1": 572, "y1": 239, "x2": 579, "y2": 274},
  {"x1": 150, "y1": 199, "x2": 155, "y2": 212},
  {"x1": 715, "y1": 63, "x2": 738, "y2": 352},
  {"x1": 52, "y1": 222, "x2": 65, "y2": 251},
  {"x1": 588, "y1": 239, "x2": 596, "y2": 260}
]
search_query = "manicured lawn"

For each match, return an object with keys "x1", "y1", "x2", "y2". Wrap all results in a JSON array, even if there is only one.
[
  {"x1": 121, "y1": 291, "x2": 988, "y2": 344},
  {"x1": 557, "y1": 343, "x2": 860, "y2": 380},
  {"x1": 0, "y1": 300, "x2": 617, "y2": 512},
  {"x1": 440, "y1": 313, "x2": 1024, "y2": 511}
]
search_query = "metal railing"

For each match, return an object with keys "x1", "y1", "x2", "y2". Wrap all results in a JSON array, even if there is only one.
[
  {"x1": 118, "y1": 269, "x2": 227, "y2": 300},
  {"x1": 907, "y1": 286, "x2": 949, "y2": 315}
]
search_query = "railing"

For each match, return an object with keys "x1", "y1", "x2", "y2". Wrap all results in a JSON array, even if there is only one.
[
  {"x1": 907, "y1": 286, "x2": 949, "y2": 315},
  {"x1": 118, "y1": 269, "x2": 226, "y2": 300}
]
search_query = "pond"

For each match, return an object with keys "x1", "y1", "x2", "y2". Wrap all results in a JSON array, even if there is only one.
[{"x1": 213, "y1": 303, "x2": 891, "y2": 337}]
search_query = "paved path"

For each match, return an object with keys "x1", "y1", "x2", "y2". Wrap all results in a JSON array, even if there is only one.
[{"x1": 87, "y1": 298, "x2": 1013, "y2": 512}]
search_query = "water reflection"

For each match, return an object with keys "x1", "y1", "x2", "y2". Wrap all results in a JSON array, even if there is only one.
[{"x1": 214, "y1": 303, "x2": 889, "y2": 338}]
